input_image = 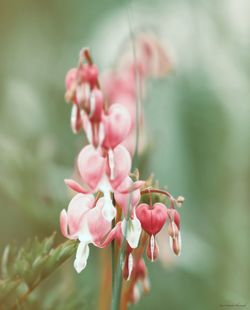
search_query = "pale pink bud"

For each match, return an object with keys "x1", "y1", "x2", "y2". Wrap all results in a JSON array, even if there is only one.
[{"x1": 169, "y1": 232, "x2": 182, "y2": 256}]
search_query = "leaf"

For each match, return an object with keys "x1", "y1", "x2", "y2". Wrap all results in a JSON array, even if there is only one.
[{"x1": 0, "y1": 233, "x2": 76, "y2": 307}]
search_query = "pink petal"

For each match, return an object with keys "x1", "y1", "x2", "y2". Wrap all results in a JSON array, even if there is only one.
[
  {"x1": 60, "y1": 209, "x2": 70, "y2": 238},
  {"x1": 64, "y1": 179, "x2": 90, "y2": 194},
  {"x1": 78, "y1": 145, "x2": 106, "y2": 191},
  {"x1": 116, "y1": 177, "x2": 145, "y2": 194},
  {"x1": 86, "y1": 198, "x2": 111, "y2": 244},
  {"x1": 89, "y1": 88, "x2": 104, "y2": 123},
  {"x1": 110, "y1": 145, "x2": 131, "y2": 189},
  {"x1": 65, "y1": 68, "x2": 77, "y2": 90},
  {"x1": 96, "y1": 222, "x2": 122, "y2": 248},
  {"x1": 102, "y1": 104, "x2": 131, "y2": 149},
  {"x1": 67, "y1": 193, "x2": 95, "y2": 236}
]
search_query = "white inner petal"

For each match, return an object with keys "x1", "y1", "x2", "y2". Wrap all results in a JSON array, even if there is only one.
[
  {"x1": 71, "y1": 105, "x2": 77, "y2": 134},
  {"x1": 74, "y1": 241, "x2": 90, "y2": 273},
  {"x1": 76, "y1": 85, "x2": 84, "y2": 103},
  {"x1": 99, "y1": 180, "x2": 116, "y2": 222},
  {"x1": 150, "y1": 235, "x2": 155, "y2": 262},
  {"x1": 108, "y1": 149, "x2": 115, "y2": 180},
  {"x1": 121, "y1": 212, "x2": 141, "y2": 249},
  {"x1": 98, "y1": 122, "x2": 105, "y2": 147},
  {"x1": 127, "y1": 253, "x2": 133, "y2": 281},
  {"x1": 89, "y1": 91, "x2": 96, "y2": 118},
  {"x1": 86, "y1": 122, "x2": 93, "y2": 144}
]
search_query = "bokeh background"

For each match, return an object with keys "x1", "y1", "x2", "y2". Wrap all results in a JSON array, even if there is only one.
[{"x1": 0, "y1": 0, "x2": 249, "y2": 309}]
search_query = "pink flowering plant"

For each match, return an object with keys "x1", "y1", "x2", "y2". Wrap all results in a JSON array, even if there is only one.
[{"x1": 61, "y1": 34, "x2": 184, "y2": 309}]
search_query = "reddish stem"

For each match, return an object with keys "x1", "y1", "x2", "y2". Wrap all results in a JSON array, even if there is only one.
[{"x1": 141, "y1": 188, "x2": 173, "y2": 199}]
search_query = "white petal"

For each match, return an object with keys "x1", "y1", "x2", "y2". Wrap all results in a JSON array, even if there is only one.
[
  {"x1": 74, "y1": 241, "x2": 90, "y2": 273},
  {"x1": 86, "y1": 122, "x2": 93, "y2": 144},
  {"x1": 122, "y1": 214, "x2": 141, "y2": 249},
  {"x1": 98, "y1": 122, "x2": 105, "y2": 147},
  {"x1": 76, "y1": 85, "x2": 84, "y2": 103},
  {"x1": 108, "y1": 149, "x2": 115, "y2": 180},
  {"x1": 102, "y1": 190, "x2": 117, "y2": 222},
  {"x1": 89, "y1": 91, "x2": 96, "y2": 118},
  {"x1": 127, "y1": 253, "x2": 133, "y2": 281},
  {"x1": 70, "y1": 105, "x2": 78, "y2": 134},
  {"x1": 178, "y1": 231, "x2": 182, "y2": 255},
  {"x1": 150, "y1": 235, "x2": 155, "y2": 262}
]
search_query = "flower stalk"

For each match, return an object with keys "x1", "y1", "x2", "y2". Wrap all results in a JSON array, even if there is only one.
[{"x1": 60, "y1": 33, "x2": 183, "y2": 309}]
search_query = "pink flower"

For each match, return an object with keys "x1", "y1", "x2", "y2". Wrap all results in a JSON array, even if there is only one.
[
  {"x1": 102, "y1": 103, "x2": 131, "y2": 150},
  {"x1": 136, "y1": 203, "x2": 168, "y2": 261},
  {"x1": 60, "y1": 193, "x2": 111, "y2": 273},
  {"x1": 65, "y1": 144, "x2": 132, "y2": 222}
]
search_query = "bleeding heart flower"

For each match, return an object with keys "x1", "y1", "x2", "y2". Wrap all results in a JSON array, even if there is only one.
[
  {"x1": 61, "y1": 195, "x2": 112, "y2": 273},
  {"x1": 136, "y1": 203, "x2": 168, "y2": 236},
  {"x1": 60, "y1": 193, "x2": 95, "y2": 240},
  {"x1": 102, "y1": 103, "x2": 131, "y2": 149},
  {"x1": 65, "y1": 144, "x2": 132, "y2": 222},
  {"x1": 114, "y1": 177, "x2": 144, "y2": 215},
  {"x1": 136, "y1": 202, "x2": 168, "y2": 261},
  {"x1": 77, "y1": 145, "x2": 106, "y2": 192}
]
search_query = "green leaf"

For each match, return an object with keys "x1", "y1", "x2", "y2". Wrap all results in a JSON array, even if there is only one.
[{"x1": 0, "y1": 233, "x2": 76, "y2": 307}]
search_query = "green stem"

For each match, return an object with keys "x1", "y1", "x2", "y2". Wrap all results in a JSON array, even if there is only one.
[{"x1": 111, "y1": 218, "x2": 115, "y2": 293}]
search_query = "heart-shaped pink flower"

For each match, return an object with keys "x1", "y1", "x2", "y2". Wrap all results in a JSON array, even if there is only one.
[
  {"x1": 77, "y1": 145, "x2": 106, "y2": 191},
  {"x1": 102, "y1": 103, "x2": 131, "y2": 149},
  {"x1": 136, "y1": 203, "x2": 168, "y2": 236}
]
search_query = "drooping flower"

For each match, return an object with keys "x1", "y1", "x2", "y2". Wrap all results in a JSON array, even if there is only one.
[
  {"x1": 136, "y1": 202, "x2": 168, "y2": 261},
  {"x1": 65, "y1": 144, "x2": 132, "y2": 222},
  {"x1": 60, "y1": 194, "x2": 111, "y2": 273},
  {"x1": 167, "y1": 208, "x2": 181, "y2": 256}
]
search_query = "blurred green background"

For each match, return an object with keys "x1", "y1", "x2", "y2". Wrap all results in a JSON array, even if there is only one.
[{"x1": 0, "y1": 0, "x2": 249, "y2": 309}]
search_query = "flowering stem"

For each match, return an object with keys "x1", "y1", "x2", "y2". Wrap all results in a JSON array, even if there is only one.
[
  {"x1": 111, "y1": 196, "x2": 132, "y2": 310},
  {"x1": 121, "y1": 232, "x2": 148, "y2": 309},
  {"x1": 111, "y1": 218, "x2": 115, "y2": 292},
  {"x1": 141, "y1": 188, "x2": 176, "y2": 208},
  {"x1": 127, "y1": 2, "x2": 140, "y2": 170}
]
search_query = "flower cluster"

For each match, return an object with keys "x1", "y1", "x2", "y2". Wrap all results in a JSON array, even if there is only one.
[{"x1": 60, "y1": 34, "x2": 183, "y2": 304}]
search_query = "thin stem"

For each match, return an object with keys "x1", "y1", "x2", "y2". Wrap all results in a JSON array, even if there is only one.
[
  {"x1": 82, "y1": 48, "x2": 101, "y2": 89},
  {"x1": 111, "y1": 195, "x2": 132, "y2": 310},
  {"x1": 120, "y1": 232, "x2": 148, "y2": 309},
  {"x1": 111, "y1": 194, "x2": 116, "y2": 293},
  {"x1": 127, "y1": 1, "x2": 141, "y2": 170},
  {"x1": 141, "y1": 188, "x2": 175, "y2": 201}
]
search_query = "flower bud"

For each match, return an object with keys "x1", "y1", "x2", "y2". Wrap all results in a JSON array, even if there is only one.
[{"x1": 169, "y1": 232, "x2": 182, "y2": 256}]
